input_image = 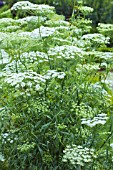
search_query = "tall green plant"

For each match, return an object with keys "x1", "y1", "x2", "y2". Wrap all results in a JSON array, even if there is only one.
[{"x1": 0, "y1": 1, "x2": 113, "y2": 170}]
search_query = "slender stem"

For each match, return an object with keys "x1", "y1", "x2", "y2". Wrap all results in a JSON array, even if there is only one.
[{"x1": 99, "y1": 125, "x2": 112, "y2": 150}]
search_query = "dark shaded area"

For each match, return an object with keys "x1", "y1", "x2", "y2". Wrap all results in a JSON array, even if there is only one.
[{"x1": 0, "y1": 1, "x2": 4, "y2": 6}]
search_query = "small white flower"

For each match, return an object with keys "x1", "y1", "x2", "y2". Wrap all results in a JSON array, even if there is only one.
[
  {"x1": 81, "y1": 114, "x2": 108, "y2": 127},
  {"x1": 35, "y1": 84, "x2": 40, "y2": 91},
  {"x1": 57, "y1": 73, "x2": 66, "y2": 79},
  {"x1": 21, "y1": 82, "x2": 25, "y2": 88},
  {"x1": 2, "y1": 133, "x2": 9, "y2": 138},
  {"x1": 10, "y1": 140, "x2": 14, "y2": 143},
  {"x1": 15, "y1": 84, "x2": 20, "y2": 88},
  {"x1": 27, "y1": 82, "x2": 32, "y2": 87},
  {"x1": 110, "y1": 143, "x2": 113, "y2": 149},
  {"x1": 0, "y1": 153, "x2": 5, "y2": 162}
]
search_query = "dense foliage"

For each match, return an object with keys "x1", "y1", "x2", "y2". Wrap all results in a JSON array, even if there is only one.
[
  {"x1": 84, "y1": 0, "x2": 113, "y2": 25},
  {"x1": 0, "y1": 1, "x2": 113, "y2": 170}
]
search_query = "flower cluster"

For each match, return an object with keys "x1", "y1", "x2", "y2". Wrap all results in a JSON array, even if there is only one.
[
  {"x1": 19, "y1": 26, "x2": 56, "y2": 38},
  {"x1": 76, "y1": 63, "x2": 99, "y2": 72},
  {"x1": 17, "y1": 142, "x2": 35, "y2": 153},
  {"x1": 2, "y1": 50, "x2": 48, "y2": 73},
  {"x1": 1, "y1": 133, "x2": 18, "y2": 144},
  {"x1": 21, "y1": 51, "x2": 48, "y2": 61},
  {"x1": 4, "y1": 71, "x2": 46, "y2": 90},
  {"x1": 0, "y1": 18, "x2": 15, "y2": 27},
  {"x1": 72, "y1": 102, "x2": 97, "y2": 118},
  {"x1": 48, "y1": 45, "x2": 83, "y2": 59},
  {"x1": 83, "y1": 51, "x2": 113, "y2": 60},
  {"x1": 81, "y1": 113, "x2": 108, "y2": 127},
  {"x1": 11, "y1": 1, "x2": 55, "y2": 16},
  {"x1": 97, "y1": 23, "x2": 113, "y2": 36},
  {"x1": 78, "y1": 6, "x2": 94, "y2": 16},
  {"x1": 62, "y1": 145, "x2": 96, "y2": 166},
  {"x1": 73, "y1": 18, "x2": 92, "y2": 34},
  {"x1": 44, "y1": 70, "x2": 66, "y2": 80},
  {"x1": 0, "y1": 1, "x2": 112, "y2": 169},
  {"x1": 16, "y1": 16, "x2": 46, "y2": 26},
  {"x1": 1, "y1": 25, "x2": 21, "y2": 32},
  {"x1": 20, "y1": 15, "x2": 46, "y2": 22},
  {"x1": 81, "y1": 33, "x2": 110, "y2": 45},
  {"x1": 0, "y1": 16, "x2": 46, "y2": 32}
]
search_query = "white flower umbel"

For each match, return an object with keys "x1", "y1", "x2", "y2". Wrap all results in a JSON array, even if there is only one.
[
  {"x1": 81, "y1": 33, "x2": 110, "y2": 45},
  {"x1": 11, "y1": 1, "x2": 37, "y2": 10},
  {"x1": 32, "y1": 26, "x2": 55, "y2": 38},
  {"x1": 16, "y1": 16, "x2": 46, "y2": 27},
  {"x1": 97, "y1": 23, "x2": 113, "y2": 37},
  {"x1": 0, "y1": 18, "x2": 15, "y2": 27},
  {"x1": 0, "y1": 32, "x2": 9, "y2": 41},
  {"x1": 83, "y1": 51, "x2": 113, "y2": 61},
  {"x1": 1, "y1": 26, "x2": 21, "y2": 32},
  {"x1": 3, "y1": 50, "x2": 49, "y2": 73},
  {"x1": 11, "y1": 1, "x2": 55, "y2": 16},
  {"x1": 48, "y1": 45, "x2": 83, "y2": 59},
  {"x1": 20, "y1": 51, "x2": 48, "y2": 62},
  {"x1": 76, "y1": 63, "x2": 99, "y2": 72},
  {"x1": 98, "y1": 23, "x2": 113, "y2": 31},
  {"x1": 19, "y1": 26, "x2": 56, "y2": 38},
  {"x1": 81, "y1": 113, "x2": 108, "y2": 127},
  {"x1": 62, "y1": 145, "x2": 96, "y2": 166},
  {"x1": 17, "y1": 16, "x2": 46, "y2": 23},
  {"x1": 4, "y1": 71, "x2": 46, "y2": 88},
  {"x1": 44, "y1": 70, "x2": 66, "y2": 80},
  {"x1": 3, "y1": 60, "x2": 22, "y2": 74}
]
